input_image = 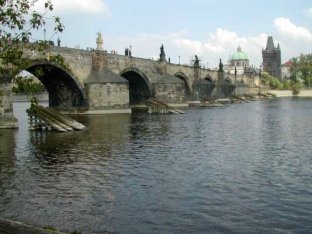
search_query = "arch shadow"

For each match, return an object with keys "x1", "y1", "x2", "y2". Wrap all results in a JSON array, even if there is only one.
[
  {"x1": 221, "y1": 77, "x2": 235, "y2": 97},
  {"x1": 225, "y1": 77, "x2": 232, "y2": 83},
  {"x1": 174, "y1": 72, "x2": 192, "y2": 95},
  {"x1": 120, "y1": 67, "x2": 153, "y2": 105},
  {"x1": 204, "y1": 75, "x2": 215, "y2": 83},
  {"x1": 26, "y1": 61, "x2": 86, "y2": 110},
  {"x1": 193, "y1": 75, "x2": 216, "y2": 100}
]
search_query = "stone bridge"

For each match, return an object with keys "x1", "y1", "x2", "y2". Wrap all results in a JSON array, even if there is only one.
[{"x1": 21, "y1": 45, "x2": 256, "y2": 113}]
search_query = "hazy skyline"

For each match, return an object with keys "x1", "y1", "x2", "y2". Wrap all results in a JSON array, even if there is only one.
[{"x1": 37, "y1": 0, "x2": 312, "y2": 68}]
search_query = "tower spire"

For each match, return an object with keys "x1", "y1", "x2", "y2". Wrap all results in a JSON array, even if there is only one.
[
  {"x1": 266, "y1": 36, "x2": 274, "y2": 51},
  {"x1": 262, "y1": 36, "x2": 281, "y2": 79}
]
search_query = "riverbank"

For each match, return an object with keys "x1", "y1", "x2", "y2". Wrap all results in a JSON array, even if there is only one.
[
  {"x1": 0, "y1": 218, "x2": 67, "y2": 234},
  {"x1": 268, "y1": 89, "x2": 312, "y2": 97},
  {"x1": 12, "y1": 93, "x2": 48, "y2": 102}
]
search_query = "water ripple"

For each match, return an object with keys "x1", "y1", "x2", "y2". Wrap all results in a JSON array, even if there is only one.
[{"x1": 0, "y1": 99, "x2": 311, "y2": 233}]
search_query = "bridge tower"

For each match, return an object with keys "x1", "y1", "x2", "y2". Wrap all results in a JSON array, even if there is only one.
[{"x1": 262, "y1": 36, "x2": 281, "y2": 79}]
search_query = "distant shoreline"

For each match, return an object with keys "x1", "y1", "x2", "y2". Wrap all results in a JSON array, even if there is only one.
[
  {"x1": 268, "y1": 89, "x2": 312, "y2": 97},
  {"x1": 11, "y1": 90, "x2": 312, "y2": 103},
  {"x1": 12, "y1": 93, "x2": 48, "y2": 102}
]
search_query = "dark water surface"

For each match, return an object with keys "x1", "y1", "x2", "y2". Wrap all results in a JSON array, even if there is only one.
[{"x1": 0, "y1": 98, "x2": 311, "y2": 234}]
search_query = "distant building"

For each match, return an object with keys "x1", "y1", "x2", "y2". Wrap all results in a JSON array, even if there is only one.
[
  {"x1": 281, "y1": 60, "x2": 292, "y2": 79},
  {"x1": 225, "y1": 46, "x2": 250, "y2": 75},
  {"x1": 262, "y1": 36, "x2": 281, "y2": 79}
]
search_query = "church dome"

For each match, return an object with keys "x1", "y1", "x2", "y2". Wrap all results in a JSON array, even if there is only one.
[
  {"x1": 231, "y1": 46, "x2": 248, "y2": 61},
  {"x1": 228, "y1": 46, "x2": 250, "y2": 71}
]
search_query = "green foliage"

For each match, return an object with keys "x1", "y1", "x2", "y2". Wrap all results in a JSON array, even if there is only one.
[
  {"x1": 260, "y1": 71, "x2": 304, "y2": 95},
  {"x1": 290, "y1": 77, "x2": 302, "y2": 95},
  {"x1": 261, "y1": 72, "x2": 284, "y2": 89},
  {"x1": 49, "y1": 54, "x2": 71, "y2": 71},
  {"x1": 282, "y1": 80, "x2": 291, "y2": 90},
  {"x1": 12, "y1": 75, "x2": 46, "y2": 94},
  {"x1": 290, "y1": 54, "x2": 312, "y2": 90},
  {"x1": 0, "y1": 0, "x2": 64, "y2": 82}
]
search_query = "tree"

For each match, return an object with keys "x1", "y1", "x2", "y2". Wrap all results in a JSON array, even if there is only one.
[
  {"x1": 260, "y1": 72, "x2": 284, "y2": 89},
  {"x1": 12, "y1": 75, "x2": 46, "y2": 94},
  {"x1": 290, "y1": 54, "x2": 312, "y2": 91},
  {"x1": 0, "y1": 0, "x2": 64, "y2": 82}
]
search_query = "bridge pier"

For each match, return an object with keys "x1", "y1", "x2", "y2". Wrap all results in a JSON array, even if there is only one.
[
  {"x1": 211, "y1": 60, "x2": 235, "y2": 99},
  {"x1": 192, "y1": 79, "x2": 216, "y2": 100},
  {"x1": 84, "y1": 68, "x2": 131, "y2": 113},
  {"x1": 153, "y1": 74, "x2": 187, "y2": 104},
  {"x1": 0, "y1": 83, "x2": 18, "y2": 129}
]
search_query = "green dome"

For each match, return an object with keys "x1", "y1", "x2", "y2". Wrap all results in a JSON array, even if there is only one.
[{"x1": 231, "y1": 46, "x2": 248, "y2": 61}]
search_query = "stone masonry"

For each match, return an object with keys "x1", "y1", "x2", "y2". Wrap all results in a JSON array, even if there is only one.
[{"x1": 0, "y1": 44, "x2": 260, "y2": 127}]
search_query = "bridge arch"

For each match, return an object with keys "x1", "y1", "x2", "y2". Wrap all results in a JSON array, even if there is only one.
[
  {"x1": 224, "y1": 77, "x2": 233, "y2": 83},
  {"x1": 204, "y1": 75, "x2": 214, "y2": 83},
  {"x1": 174, "y1": 72, "x2": 191, "y2": 95},
  {"x1": 222, "y1": 77, "x2": 235, "y2": 97},
  {"x1": 120, "y1": 67, "x2": 153, "y2": 105},
  {"x1": 25, "y1": 61, "x2": 86, "y2": 110}
]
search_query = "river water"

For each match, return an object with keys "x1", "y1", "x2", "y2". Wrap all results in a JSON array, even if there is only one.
[{"x1": 0, "y1": 98, "x2": 311, "y2": 234}]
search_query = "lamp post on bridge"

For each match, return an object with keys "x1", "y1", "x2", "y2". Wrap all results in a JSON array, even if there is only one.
[{"x1": 179, "y1": 55, "x2": 180, "y2": 65}]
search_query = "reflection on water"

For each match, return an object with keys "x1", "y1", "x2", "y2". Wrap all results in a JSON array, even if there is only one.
[
  {"x1": 0, "y1": 98, "x2": 311, "y2": 234},
  {"x1": 0, "y1": 129, "x2": 17, "y2": 190}
]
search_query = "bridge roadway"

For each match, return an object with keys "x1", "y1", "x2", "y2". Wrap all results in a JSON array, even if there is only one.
[{"x1": 21, "y1": 45, "x2": 255, "y2": 113}]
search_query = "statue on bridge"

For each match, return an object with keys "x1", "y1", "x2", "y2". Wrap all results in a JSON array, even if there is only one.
[
  {"x1": 160, "y1": 44, "x2": 165, "y2": 55},
  {"x1": 218, "y1": 58, "x2": 224, "y2": 72},
  {"x1": 125, "y1": 47, "x2": 132, "y2": 57},
  {"x1": 159, "y1": 44, "x2": 167, "y2": 63},
  {"x1": 194, "y1": 55, "x2": 200, "y2": 67},
  {"x1": 96, "y1": 32, "x2": 104, "y2": 51}
]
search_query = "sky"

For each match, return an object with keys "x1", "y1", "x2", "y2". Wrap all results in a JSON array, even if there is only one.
[{"x1": 36, "y1": 0, "x2": 312, "y2": 68}]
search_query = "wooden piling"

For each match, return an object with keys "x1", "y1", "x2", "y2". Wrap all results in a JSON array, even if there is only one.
[
  {"x1": 26, "y1": 104, "x2": 85, "y2": 132},
  {"x1": 146, "y1": 98, "x2": 185, "y2": 114}
]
